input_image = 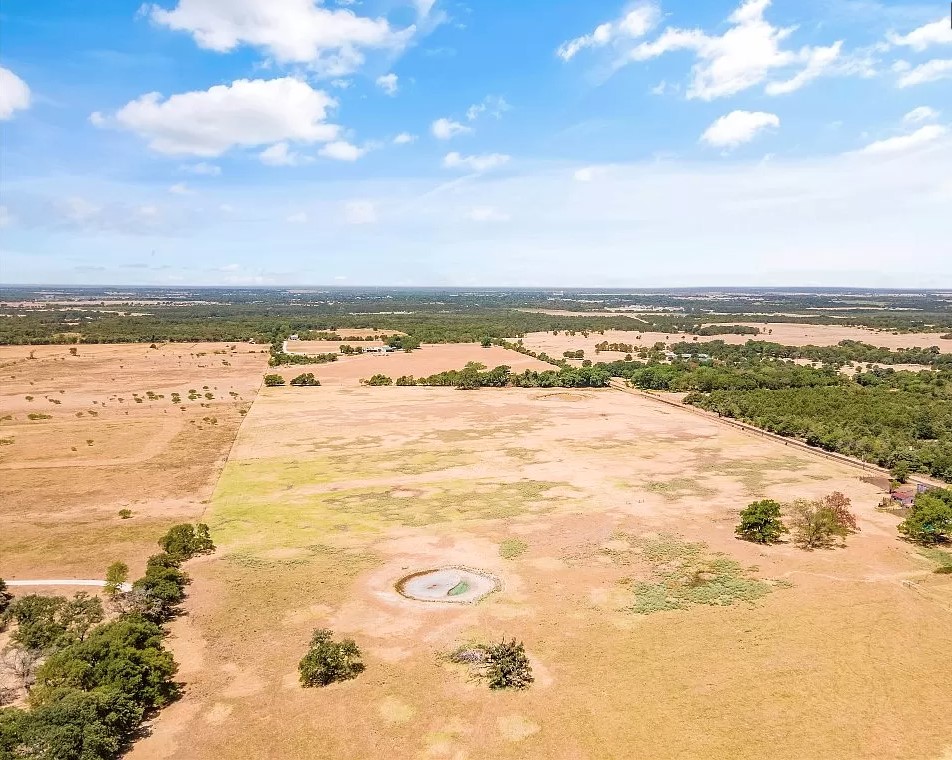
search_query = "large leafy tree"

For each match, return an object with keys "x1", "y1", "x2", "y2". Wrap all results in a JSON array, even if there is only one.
[
  {"x1": 298, "y1": 629, "x2": 365, "y2": 687},
  {"x1": 736, "y1": 500, "x2": 788, "y2": 544}
]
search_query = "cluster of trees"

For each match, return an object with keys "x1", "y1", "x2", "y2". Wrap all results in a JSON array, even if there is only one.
[
  {"x1": 290, "y1": 373, "x2": 320, "y2": 386},
  {"x1": 736, "y1": 489, "x2": 951, "y2": 547},
  {"x1": 736, "y1": 493, "x2": 859, "y2": 549},
  {"x1": 669, "y1": 339, "x2": 952, "y2": 370},
  {"x1": 370, "y1": 364, "x2": 612, "y2": 390},
  {"x1": 616, "y1": 359, "x2": 845, "y2": 392},
  {"x1": 268, "y1": 341, "x2": 337, "y2": 368},
  {"x1": 562, "y1": 350, "x2": 585, "y2": 359},
  {"x1": 0, "y1": 524, "x2": 214, "y2": 759},
  {"x1": 695, "y1": 325, "x2": 761, "y2": 336}
]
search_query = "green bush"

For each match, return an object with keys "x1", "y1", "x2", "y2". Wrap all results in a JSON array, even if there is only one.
[
  {"x1": 736, "y1": 499, "x2": 787, "y2": 543},
  {"x1": 298, "y1": 629, "x2": 365, "y2": 687}
]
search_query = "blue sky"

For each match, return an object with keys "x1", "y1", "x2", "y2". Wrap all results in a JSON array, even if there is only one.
[{"x1": 1, "y1": 0, "x2": 950, "y2": 287}]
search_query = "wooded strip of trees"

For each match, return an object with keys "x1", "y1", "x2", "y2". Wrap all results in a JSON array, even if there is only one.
[{"x1": 0, "y1": 525, "x2": 214, "y2": 760}]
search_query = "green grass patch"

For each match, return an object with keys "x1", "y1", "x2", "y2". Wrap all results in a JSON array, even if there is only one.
[
  {"x1": 643, "y1": 478, "x2": 716, "y2": 501},
  {"x1": 499, "y1": 538, "x2": 529, "y2": 559},
  {"x1": 210, "y1": 461, "x2": 567, "y2": 551},
  {"x1": 628, "y1": 535, "x2": 781, "y2": 614},
  {"x1": 919, "y1": 547, "x2": 952, "y2": 574}
]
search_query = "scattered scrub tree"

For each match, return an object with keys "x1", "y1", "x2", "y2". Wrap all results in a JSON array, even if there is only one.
[
  {"x1": 298, "y1": 629, "x2": 365, "y2": 687},
  {"x1": 735, "y1": 499, "x2": 787, "y2": 543},
  {"x1": 484, "y1": 639, "x2": 534, "y2": 690}
]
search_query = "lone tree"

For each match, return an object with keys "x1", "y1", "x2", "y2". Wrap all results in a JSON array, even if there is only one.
[
  {"x1": 736, "y1": 499, "x2": 788, "y2": 544},
  {"x1": 789, "y1": 498, "x2": 852, "y2": 550},
  {"x1": 484, "y1": 639, "x2": 534, "y2": 690},
  {"x1": 299, "y1": 629, "x2": 365, "y2": 687},
  {"x1": 898, "y1": 490, "x2": 952, "y2": 545},
  {"x1": 104, "y1": 562, "x2": 129, "y2": 597}
]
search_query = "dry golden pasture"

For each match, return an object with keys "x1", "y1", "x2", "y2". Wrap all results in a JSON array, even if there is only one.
[
  {"x1": 0, "y1": 342, "x2": 267, "y2": 578},
  {"x1": 513, "y1": 322, "x2": 952, "y2": 360},
  {"x1": 128, "y1": 382, "x2": 952, "y2": 760}
]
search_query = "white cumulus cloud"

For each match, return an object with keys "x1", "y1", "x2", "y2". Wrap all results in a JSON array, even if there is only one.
[
  {"x1": 888, "y1": 17, "x2": 952, "y2": 52},
  {"x1": 147, "y1": 0, "x2": 415, "y2": 77},
  {"x1": 376, "y1": 73, "x2": 398, "y2": 95},
  {"x1": 319, "y1": 140, "x2": 365, "y2": 161},
  {"x1": 896, "y1": 58, "x2": 952, "y2": 88},
  {"x1": 259, "y1": 141, "x2": 307, "y2": 166},
  {"x1": 701, "y1": 110, "x2": 780, "y2": 148},
  {"x1": 109, "y1": 77, "x2": 339, "y2": 156},
  {"x1": 431, "y1": 117, "x2": 472, "y2": 140},
  {"x1": 578, "y1": 0, "x2": 848, "y2": 100},
  {"x1": 0, "y1": 67, "x2": 31, "y2": 120},
  {"x1": 557, "y1": 3, "x2": 659, "y2": 61},
  {"x1": 442, "y1": 151, "x2": 510, "y2": 172},
  {"x1": 393, "y1": 132, "x2": 416, "y2": 144}
]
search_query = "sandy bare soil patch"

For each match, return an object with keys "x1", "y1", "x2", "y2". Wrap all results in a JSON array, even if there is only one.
[
  {"x1": 274, "y1": 343, "x2": 551, "y2": 386},
  {"x1": 128, "y1": 385, "x2": 952, "y2": 760},
  {"x1": 515, "y1": 322, "x2": 952, "y2": 359},
  {"x1": 0, "y1": 342, "x2": 267, "y2": 578}
]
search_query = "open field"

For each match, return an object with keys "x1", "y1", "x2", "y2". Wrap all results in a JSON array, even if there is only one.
[
  {"x1": 0, "y1": 342, "x2": 267, "y2": 578},
  {"x1": 514, "y1": 323, "x2": 952, "y2": 359},
  {"x1": 123, "y1": 379, "x2": 952, "y2": 760},
  {"x1": 275, "y1": 343, "x2": 552, "y2": 386}
]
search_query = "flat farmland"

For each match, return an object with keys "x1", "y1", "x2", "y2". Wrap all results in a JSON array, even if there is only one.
[
  {"x1": 128, "y1": 382, "x2": 952, "y2": 760},
  {"x1": 278, "y1": 343, "x2": 552, "y2": 386},
  {"x1": 514, "y1": 323, "x2": 952, "y2": 359},
  {"x1": 0, "y1": 342, "x2": 267, "y2": 578}
]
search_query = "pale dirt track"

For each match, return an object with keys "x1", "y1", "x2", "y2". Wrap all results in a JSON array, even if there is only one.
[{"x1": 5, "y1": 579, "x2": 133, "y2": 592}]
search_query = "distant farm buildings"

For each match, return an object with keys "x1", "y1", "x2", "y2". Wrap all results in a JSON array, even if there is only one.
[
  {"x1": 890, "y1": 483, "x2": 929, "y2": 506},
  {"x1": 363, "y1": 346, "x2": 397, "y2": 354}
]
